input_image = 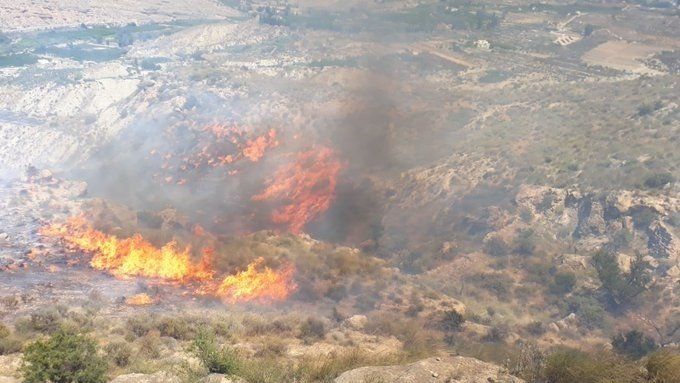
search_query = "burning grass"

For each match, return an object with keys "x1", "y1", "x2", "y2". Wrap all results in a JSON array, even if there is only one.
[{"x1": 40, "y1": 216, "x2": 297, "y2": 304}]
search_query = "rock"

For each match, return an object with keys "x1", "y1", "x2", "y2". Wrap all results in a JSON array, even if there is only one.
[
  {"x1": 0, "y1": 233, "x2": 7, "y2": 240},
  {"x1": 554, "y1": 313, "x2": 579, "y2": 332},
  {"x1": 201, "y1": 374, "x2": 247, "y2": 383},
  {"x1": 0, "y1": 354, "x2": 22, "y2": 377},
  {"x1": 68, "y1": 181, "x2": 88, "y2": 198},
  {"x1": 110, "y1": 372, "x2": 181, "y2": 383},
  {"x1": 334, "y1": 356, "x2": 524, "y2": 383},
  {"x1": 345, "y1": 315, "x2": 368, "y2": 330}
]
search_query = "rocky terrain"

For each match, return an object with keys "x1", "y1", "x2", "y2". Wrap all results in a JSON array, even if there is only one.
[{"x1": 0, "y1": 1, "x2": 679, "y2": 382}]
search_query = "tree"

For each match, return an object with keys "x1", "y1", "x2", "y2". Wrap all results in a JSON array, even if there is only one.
[
  {"x1": 21, "y1": 329, "x2": 106, "y2": 383},
  {"x1": 592, "y1": 250, "x2": 652, "y2": 308}
]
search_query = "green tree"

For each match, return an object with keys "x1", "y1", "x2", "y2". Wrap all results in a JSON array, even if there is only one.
[
  {"x1": 592, "y1": 250, "x2": 652, "y2": 308},
  {"x1": 21, "y1": 329, "x2": 106, "y2": 383}
]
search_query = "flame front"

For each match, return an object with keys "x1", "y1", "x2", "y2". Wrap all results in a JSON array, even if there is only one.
[
  {"x1": 40, "y1": 217, "x2": 296, "y2": 304},
  {"x1": 216, "y1": 257, "x2": 296, "y2": 304},
  {"x1": 40, "y1": 217, "x2": 212, "y2": 281},
  {"x1": 253, "y1": 146, "x2": 343, "y2": 233}
]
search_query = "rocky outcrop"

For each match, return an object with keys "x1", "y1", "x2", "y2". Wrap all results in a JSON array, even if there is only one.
[
  {"x1": 334, "y1": 356, "x2": 523, "y2": 383},
  {"x1": 648, "y1": 221, "x2": 679, "y2": 260}
]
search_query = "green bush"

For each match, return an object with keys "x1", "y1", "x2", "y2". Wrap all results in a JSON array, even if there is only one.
[
  {"x1": 611, "y1": 330, "x2": 657, "y2": 359},
  {"x1": 592, "y1": 250, "x2": 652, "y2": 308},
  {"x1": 21, "y1": 329, "x2": 106, "y2": 383},
  {"x1": 191, "y1": 329, "x2": 239, "y2": 375},
  {"x1": 104, "y1": 341, "x2": 133, "y2": 367}
]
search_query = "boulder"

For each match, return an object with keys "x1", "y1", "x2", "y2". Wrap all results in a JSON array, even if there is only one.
[
  {"x1": 110, "y1": 372, "x2": 181, "y2": 383},
  {"x1": 334, "y1": 356, "x2": 523, "y2": 383},
  {"x1": 201, "y1": 374, "x2": 247, "y2": 383}
]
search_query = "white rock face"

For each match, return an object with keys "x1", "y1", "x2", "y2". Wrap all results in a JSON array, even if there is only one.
[{"x1": 0, "y1": 0, "x2": 240, "y2": 32}]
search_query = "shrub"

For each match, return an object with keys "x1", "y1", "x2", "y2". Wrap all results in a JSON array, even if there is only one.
[
  {"x1": 21, "y1": 329, "x2": 106, "y2": 383},
  {"x1": 644, "y1": 172, "x2": 674, "y2": 189},
  {"x1": 646, "y1": 349, "x2": 680, "y2": 383},
  {"x1": 484, "y1": 324, "x2": 509, "y2": 343},
  {"x1": 611, "y1": 330, "x2": 658, "y2": 359},
  {"x1": 514, "y1": 229, "x2": 536, "y2": 256},
  {"x1": 25, "y1": 309, "x2": 63, "y2": 334},
  {"x1": 157, "y1": 317, "x2": 193, "y2": 340},
  {"x1": 296, "y1": 348, "x2": 402, "y2": 383},
  {"x1": 0, "y1": 336, "x2": 22, "y2": 355},
  {"x1": 484, "y1": 235, "x2": 509, "y2": 257},
  {"x1": 104, "y1": 341, "x2": 133, "y2": 367},
  {"x1": 542, "y1": 349, "x2": 644, "y2": 383},
  {"x1": 191, "y1": 329, "x2": 239, "y2": 374},
  {"x1": 440, "y1": 310, "x2": 465, "y2": 333},
  {"x1": 468, "y1": 272, "x2": 514, "y2": 299},
  {"x1": 525, "y1": 321, "x2": 547, "y2": 336},
  {"x1": 299, "y1": 317, "x2": 326, "y2": 343},
  {"x1": 549, "y1": 271, "x2": 577, "y2": 295},
  {"x1": 138, "y1": 330, "x2": 162, "y2": 359},
  {"x1": 0, "y1": 323, "x2": 9, "y2": 339},
  {"x1": 126, "y1": 315, "x2": 155, "y2": 337},
  {"x1": 562, "y1": 295, "x2": 606, "y2": 329}
]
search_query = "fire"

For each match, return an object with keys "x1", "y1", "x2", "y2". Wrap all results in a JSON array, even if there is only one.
[
  {"x1": 40, "y1": 217, "x2": 213, "y2": 281},
  {"x1": 126, "y1": 293, "x2": 154, "y2": 306},
  {"x1": 215, "y1": 257, "x2": 296, "y2": 303},
  {"x1": 40, "y1": 217, "x2": 296, "y2": 304},
  {"x1": 242, "y1": 129, "x2": 278, "y2": 162},
  {"x1": 252, "y1": 146, "x2": 343, "y2": 233}
]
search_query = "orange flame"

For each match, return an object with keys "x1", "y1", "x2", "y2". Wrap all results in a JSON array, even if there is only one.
[
  {"x1": 216, "y1": 257, "x2": 296, "y2": 303},
  {"x1": 40, "y1": 217, "x2": 296, "y2": 304},
  {"x1": 243, "y1": 129, "x2": 278, "y2": 162},
  {"x1": 40, "y1": 216, "x2": 213, "y2": 281},
  {"x1": 126, "y1": 293, "x2": 154, "y2": 306},
  {"x1": 253, "y1": 146, "x2": 343, "y2": 233}
]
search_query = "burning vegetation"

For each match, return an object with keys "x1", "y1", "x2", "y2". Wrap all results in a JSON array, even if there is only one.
[
  {"x1": 40, "y1": 216, "x2": 297, "y2": 304},
  {"x1": 253, "y1": 146, "x2": 344, "y2": 233}
]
